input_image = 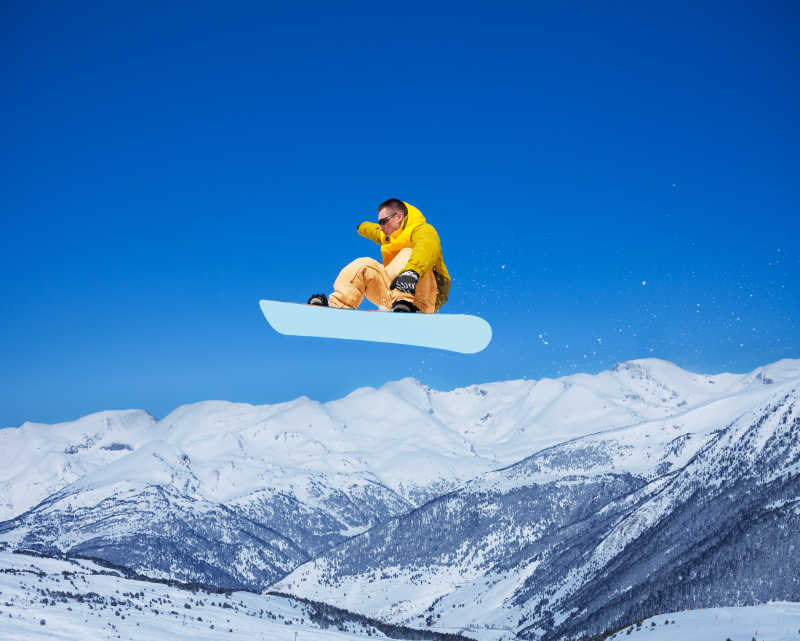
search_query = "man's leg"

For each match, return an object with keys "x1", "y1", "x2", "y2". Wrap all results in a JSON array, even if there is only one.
[
  {"x1": 328, "y1": 257, "x2": 392, "y2": 310},
  {"x1": 413, "y1": 271, "x2": 438, "y2": 313},
  {"x1": 385, "y1": 248, "x2": 439, "y2": 313}
]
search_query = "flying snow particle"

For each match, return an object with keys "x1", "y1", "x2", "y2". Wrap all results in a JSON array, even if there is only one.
[{"x1": 642, "y1": 281, "x2": 647, "y2": 286}]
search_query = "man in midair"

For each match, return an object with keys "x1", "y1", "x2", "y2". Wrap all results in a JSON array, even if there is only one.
[{"x1": 308, "y1": 198, "x2": 450, "y2": 313}]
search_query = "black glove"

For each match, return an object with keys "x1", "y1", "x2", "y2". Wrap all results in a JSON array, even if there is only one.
[{"x1": 390, "y1": 270, "x2": 419, "y2": 295}]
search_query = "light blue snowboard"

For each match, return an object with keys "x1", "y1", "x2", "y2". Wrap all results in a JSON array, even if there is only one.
[{"x1": 259, "y1": 300, "x2": 492, "y2": 353}]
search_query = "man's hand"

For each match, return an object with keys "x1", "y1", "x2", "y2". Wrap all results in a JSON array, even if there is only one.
[{"x1": 390, "y1": 270, "x2": 419, "y2": 295}]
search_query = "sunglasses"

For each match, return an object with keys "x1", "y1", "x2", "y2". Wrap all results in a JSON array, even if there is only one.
[{"x1": 378, "y1": 212, "x2": 398, "y2": 226}]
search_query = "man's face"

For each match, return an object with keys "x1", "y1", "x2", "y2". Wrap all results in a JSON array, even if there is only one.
[{"x1": 377, "y1": 208, "x2": 404, "y2": 236}]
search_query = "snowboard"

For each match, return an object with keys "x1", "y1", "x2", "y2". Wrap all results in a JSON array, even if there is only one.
[{"x1": 259, "y1": 300, "x2": 492, "y2": 353}]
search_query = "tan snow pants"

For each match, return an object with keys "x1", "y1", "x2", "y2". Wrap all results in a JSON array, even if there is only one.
[{"x1": 328, "y1": 248, "x2": 438, "y2": 313}]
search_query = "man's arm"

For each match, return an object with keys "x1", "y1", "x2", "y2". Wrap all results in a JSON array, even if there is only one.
[
  {"x1": 403, "y1": 223, "x2": 442, "y2": 277},
  {"x1": 357, "y1": 221, "x2": 384, "y2": 245}
]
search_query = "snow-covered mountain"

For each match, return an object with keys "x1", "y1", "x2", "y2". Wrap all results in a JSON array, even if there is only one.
[
  {"x1": 4, "y1": 358, "x2": 794, "y2": 521},
  {"x1": 1, "y1": 358, "x2": 799, "y2": 637},
  {"x1": 4, "y1": 548, "x2": 797, "y2": 641},
  {"x1": 276, "y1": 363, "x2": 800, "y2": 639},
  {"x1": 0, "y1": 549, "x2": 470, "y2": 641}
]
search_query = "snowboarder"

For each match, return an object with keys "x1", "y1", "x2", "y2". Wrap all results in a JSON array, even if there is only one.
[{"x1": 307, "y1": 199, "x2": 451, "y2": 313}]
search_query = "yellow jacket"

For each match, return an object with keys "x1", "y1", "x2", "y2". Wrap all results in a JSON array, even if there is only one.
[{"x1": 357, "y1": 203, "x2": 451, "y2": 310}]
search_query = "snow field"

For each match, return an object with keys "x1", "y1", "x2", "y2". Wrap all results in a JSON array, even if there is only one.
[
  {"x1": 0, "y1": 551, "x2": 399, "y2": 641},
  {"x1": 612, "y1": 603, "x2": 800, "y2": 641}
]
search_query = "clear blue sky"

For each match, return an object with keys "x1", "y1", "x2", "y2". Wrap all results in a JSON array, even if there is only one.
[{"x1": 2, "y1": 1, "x2": 797, "y2": 427}]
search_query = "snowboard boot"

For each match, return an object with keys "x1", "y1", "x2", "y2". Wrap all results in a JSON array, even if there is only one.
[
  {"x1": 392, "y1": 299, "x2": 418, "y2": 313},
  {"x1": 307, "y1": 293, "x2": 329, "y2": 306}
]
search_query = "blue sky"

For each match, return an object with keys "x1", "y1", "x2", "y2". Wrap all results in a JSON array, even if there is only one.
[{"x1": 1, "y1": 1, "x2": 797, "y2": 427}]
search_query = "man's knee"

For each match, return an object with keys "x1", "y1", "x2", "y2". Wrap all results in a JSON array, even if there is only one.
[
  {"x1": 339, "y1": 257, "x2": 382, "y2": 280},
  {"x1": 331, "y1": 257, "x2": 388, "y2": 309}
]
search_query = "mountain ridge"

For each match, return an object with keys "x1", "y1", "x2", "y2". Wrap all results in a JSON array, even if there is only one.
[
  {"x1": 1, "y1": 358, "x2": 798, "y2": 637},
  {"x1": 275, "y1": 377, "x2": 800, "y2": 639}
]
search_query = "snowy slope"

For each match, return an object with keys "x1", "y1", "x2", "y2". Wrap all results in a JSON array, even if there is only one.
[
  {"x1": 1, "y1": 358, "x2": 799, "y2": 625},
  {"x1": 276, "y1": 369, "x2": 800, "y2": 639},
  {"x1": 0, "y1": 549, "x2": 466, "y2": 641},
  {"x1": 2, "y1": 547, "x2": 798, "y2": 641},
  {"x1": 0, "y1": 410, "x2": 158, "y2": 524},
  {"x1": 616, "y1": 603, "x2": 800, "y2": 641}
]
